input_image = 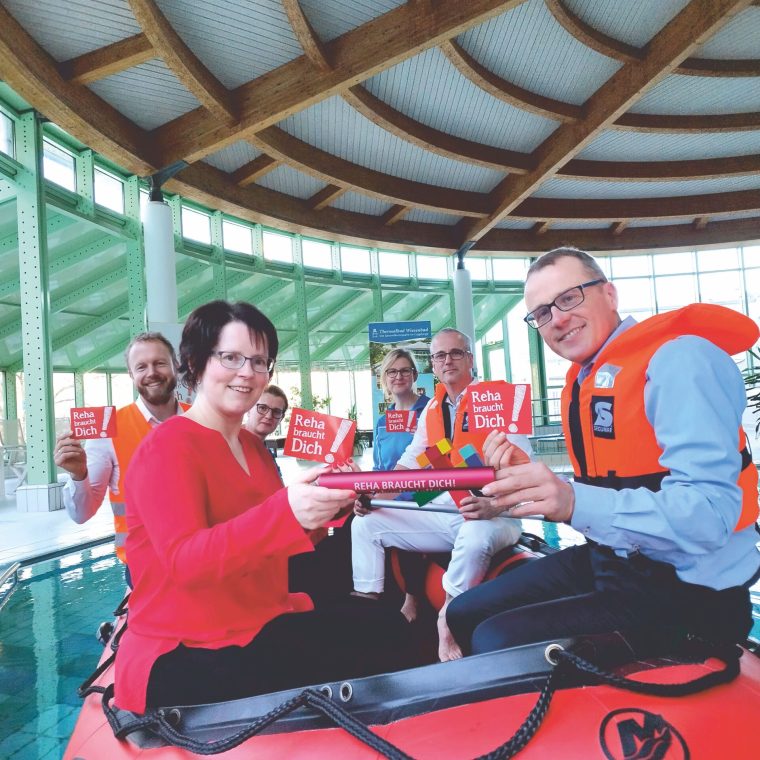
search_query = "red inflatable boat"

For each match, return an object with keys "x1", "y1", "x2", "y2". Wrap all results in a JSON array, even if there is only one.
[{"x1": 64, "y1": 543, "x2": 760, "y2": 759}]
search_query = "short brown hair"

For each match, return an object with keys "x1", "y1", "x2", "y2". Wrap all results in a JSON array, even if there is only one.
[
  {"x1": 527, "y1": 247, "x2": 607, "y2": 283},
  {"x1": 262, "y1": 384, "x2": 288, "y2": 412},
  {"x1": 124, "y1": 332, "x2": 177, "y2": 371}
]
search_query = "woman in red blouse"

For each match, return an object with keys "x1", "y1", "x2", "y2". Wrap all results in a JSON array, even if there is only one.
[{"x1": 116, "y1": 301, "x2": 412, "y2": 714}]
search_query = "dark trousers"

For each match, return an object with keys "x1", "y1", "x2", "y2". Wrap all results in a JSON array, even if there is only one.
[
  {"x1": 447, "y1": 544, "x2": 754, "y2": 655},
  {"x1": 146, "y1": 599, "x2": 415, "y2": 708}
]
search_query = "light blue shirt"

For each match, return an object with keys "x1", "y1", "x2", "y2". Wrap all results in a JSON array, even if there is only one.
[
  {"x1": 373, "y1": 394, "x2": 430, "y2": 471},
  {"x1": 571, "y1": 327, "x2": 760, "y2": 590}
]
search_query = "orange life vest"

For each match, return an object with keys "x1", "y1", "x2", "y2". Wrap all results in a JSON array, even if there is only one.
[
  {"x1": 425, "y1": 381, "x2": 489, "y2": 464},
  {"x1": 560, "y1": 304, "x2": 759, "y2": 532},
  {"x1": 110, "y1": 401, "x2": 189, "y2": 562}
]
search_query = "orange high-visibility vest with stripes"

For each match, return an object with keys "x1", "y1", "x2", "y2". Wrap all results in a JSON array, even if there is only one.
[
  {"x1": 110, "y1": 401, "x2": 189, "y2": 562},
  {"x1": 560, "y1": 304, "x2": 759, "y2": 532}
]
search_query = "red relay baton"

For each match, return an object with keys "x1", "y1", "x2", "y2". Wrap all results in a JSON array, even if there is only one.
[{"x1": 316, "y1": 467, "x2": 495, "y2": 493}]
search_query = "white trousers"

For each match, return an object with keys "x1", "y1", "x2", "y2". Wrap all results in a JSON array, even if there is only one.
[{"x1": 351, "y1": 508, "x2": 522, "y2": 599}]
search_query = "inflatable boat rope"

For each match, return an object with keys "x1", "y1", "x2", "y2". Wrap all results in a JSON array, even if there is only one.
[{"x1": 77, "y1": 592, "x2": 743, "y2": 760}]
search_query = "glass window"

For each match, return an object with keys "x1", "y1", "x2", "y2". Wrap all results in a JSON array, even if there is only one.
[
  {"x1": 506, "y1": 299, "x2": 532, "y2": 385},
  {"x1": 354, "y1": 369, "x2": 373, "y2": 429},
  {"x1": 379, "y1": 251, "x2": 409, "y2": 278},
  {"x1": 416, "y1": 254, "x2": 448, "y2": 279},
  {"x1": 698, "y1": 248, "x2": 739, "y2": 272},
  {"x1": 487, "y1": 347, "x2": 506, "y2": 381},
  {"x1": 110, "y1": 373, "x2": 135, "y2": 408},
  {"x1": 181, "y1": 206, "x2": 211, "y2": 244},
  {"x1": 311, "y1": 371, "x2": 330, "y2": 411},
  {"x1": 94, "y1": 168, "x2": 124, "y2": 213},
  {"x1": 743, "y1": 245, "x2": 760, "y2": 268},
  {"x1": 745, "y1": 269, "x2": 760, "y2": 327},
  {"x1": 53, "y1": 373, "x2": 75, "y2": 433},
  {"x1": 222, "y1": 220, "x2": 253, "y2": 254},
  {"x1": 655, "y1": 274, "x2": 697, "y2": 310},
  {"x1": 340, "y1": 245, "x2": 371, "y2": 275},
  {"x1": 327, "y1": 371, "x2": 354, "y2": 419},
  {"x1": 263, "y1": 231, "x2": 293, "y2": 263},
  {"x1": 303, "y1": 239, "x2": 332, "y2": 269},
  {"x1": 483, "y1": 321, "x2": 503, "y2": 344},
  {"x1": 610, "y1": 255, "x2": 651, "y2": 278},
  {"x1": 615, "y1": 278, "x2": 655, "y2": 315},
  {"x1": 492, "y1": 258, "x2": 527, "y2": 281},
  {"x1": 43, "y1": 139, "x2": 76, "y2": 191},
  {"x1": 595, "y1": 256, "x2": 612, "y2": 278},
  {"x1": 84, "y1": 373, "x2": 108, "y2": 406},
  {"x1": 467, "y1": 258, "x2": 489, "y2": 280},
  {"x1": 699, "y1": 270, "x2": 743, "y2": 306},
  {"x1": 0, "y1": 111, "x2": 13, "y2": 157},
  {"x1": 653, "y1": 251, "x2": 694, "y2": 275}
]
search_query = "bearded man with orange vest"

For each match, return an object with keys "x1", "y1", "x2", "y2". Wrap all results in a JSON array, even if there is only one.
[
  {"x1": 447, "y1": 247, "x2": 760, "y2": 654},
  {"x1": 352, "y1": 327, "x2": 533, "y2": 661},
  {"x1": 55, "y1": 332, "x2": 188, "y2": 573}
]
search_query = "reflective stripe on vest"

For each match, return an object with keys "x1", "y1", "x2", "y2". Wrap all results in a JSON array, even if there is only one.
[{"x1": 560, "y1": 304, "x2": 759, "y2": 532}]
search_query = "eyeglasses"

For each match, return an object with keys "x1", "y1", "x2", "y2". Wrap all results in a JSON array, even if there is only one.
[
  {"x1": 431, "y1": 349, "x2": 470, "y2": 364},
  {"x1": 213, "y1": 351, "x2": 275, "y2": 374},
  {"x1": 523, "y1": 279, "x2": 606, "y2": 329},
  {"x1": 385, "y1": 367, "x2": 414, "y2": 378},
  {"x1": 255, "y1": 403, "x2": 285, "y2": 420}
]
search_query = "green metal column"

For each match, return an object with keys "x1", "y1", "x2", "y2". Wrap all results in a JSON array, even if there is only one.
[
  {"x1": 15, "y1": 111, "x2": 57, "y2": 502},
  {"x1": 502, "y1": 314, "x2": 513, "y2": 381},
  {"x1": 73, "y1": 372, "x2": 84, "y2": 406},
  {"x1": 292, "y1": 236, "x2": 313, "y2": 409},
  {"x1": 124, "y1": 176, "x2": 146, "y2": 337},
  {"x1": 527, "y1": 326, "x2": 548, "y2": 427},
  {"x1": 210, "y1": 211, "x2": 227, "y2": 300},
  {"x1": 75, "y1": 148, "x2": 95, "y2": 217},
  {"x1": 106, "y1": 372, "x2": 113, "y2": 406}
]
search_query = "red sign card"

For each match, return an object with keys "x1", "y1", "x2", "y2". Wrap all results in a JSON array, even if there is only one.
[
  {"x1": 285, "y1": 407, "x2": 356, "y2": 464},
  {"x1": 385, "y1": 409, "x2": 418, "y2": 433},
  {"x1": 467, "y1": 382, "x2": 532, "y2": 434},
  {"x1": 70, "y1": 406, "x2": 117, "y2": 439}
]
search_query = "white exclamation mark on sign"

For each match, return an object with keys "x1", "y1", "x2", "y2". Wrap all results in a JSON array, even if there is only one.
[
  {"x1": 405, "y1": 410, "x2": 415, "y2": 432},
  {"x1": 325, "y1": 419, "x2": 353, "y2": 463},
  {"x1": 508, "y1": 385, "x2": 527, "y2": 433},
  {"x1": 100, "y1": 406, "x2": 113, "y2": 438}
]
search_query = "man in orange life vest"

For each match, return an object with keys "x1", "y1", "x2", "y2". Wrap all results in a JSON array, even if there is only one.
[
  {"x1": 55, "y1": 332, "x2": 187, "y2": 569},
  {"x1": 447, "y1": 247, "x2": 760, "y2": 653},
  {"x1": 351, "y1": 327, "x2": 533, "y2": 661}
]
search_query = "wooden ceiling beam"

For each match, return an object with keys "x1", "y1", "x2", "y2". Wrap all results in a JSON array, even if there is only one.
[
  {"x1": 610, "y1": 221, "x2": 628, "y2": 236},
  {"x1": 249, "y1": 125, "x2": 490, "y2": 216},
  {"x1": 59, "y1": 34, "x2": 154, "y2": 84},
  {"x1": 476, "y1": 215, "x2": 760, "y2": 252},
  {"x1": 344, "y1": 85, "x2": 760, "y2": 180},
  {"x1": 441, "y1": 39, "x2": 580, "y2": 122},
  {"x1": 613, "y1": 111, "x2": 760, "y2": 132},
  {"x1": 0, "y1": 5, "x2": 154, "y2": 174},
  {"x1": 231, "y1": 155, "x2": 281, "y2": 186},
  {"x1": 514, "y1": 189, "x2": 760, "y2": 220},
  {"x1": 152, "y1": 0, "x2": 527, "y2": 164},
  {"x1": 283, "y1": 0, "x2": 332, "y2": 71},
  {"x1": 308, "y1": 184, "x2": 347, "y2": 210},
  {"x1": 459, "y1": 0, "x2": 754, "y2": 245},
  {"x1": 693, "y1": 216, "x2": 709, "y2": 230},
  {"x1": 533, "y1": 221, "x2": 551, "y2": 235},
  {"x1": 380, "y1": 205, "x2": 410, "y2": 225},
  {"x1": 546, "y1": 0, "x2": 760, "y2": 77},
  {"x1": 127, "y1": 0, "x2": 237, "y2": 122},
  {"x1": 343, "y1": 85, "x2": 532, "y2": 172}
]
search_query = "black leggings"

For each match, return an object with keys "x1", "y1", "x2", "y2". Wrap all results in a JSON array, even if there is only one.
[
  {"x1": 146, "y1": 598, "x2": 415, "y2": 708},
  {"x1": 447, "y1": 544, "x2": 754, "y2": 655}
]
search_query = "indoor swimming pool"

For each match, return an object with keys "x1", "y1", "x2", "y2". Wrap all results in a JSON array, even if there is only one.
[{"x1": 1, "y1": 532, "x2": 759, "y2": 760}]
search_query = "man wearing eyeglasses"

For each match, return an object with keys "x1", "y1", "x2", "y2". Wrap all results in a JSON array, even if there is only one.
[
  {"x1": 54, "y1": 332, "x2": 189, "y2": 572},
  {"x1": 245, "y1": 384, "x2": 288, "y2": 443},
  {"x1": 447, "y1": 247, "x2": 760, "y2": 656},
  {"x1": 352, "y1": 327, "x2": 533, "y2": 661}
]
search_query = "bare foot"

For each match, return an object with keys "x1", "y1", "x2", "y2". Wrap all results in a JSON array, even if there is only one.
[
  {"x1": 350, "y1": 590, "x2": 380, "y2": 600},
  {"x1": 437, "y1": 614, "x2": 463, "y2": 661},
  {"x1": 400, "y1": 593, "x2": 420, "y2": 623}
]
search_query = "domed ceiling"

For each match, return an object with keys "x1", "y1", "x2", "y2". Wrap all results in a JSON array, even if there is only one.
[{"x1": 1, "y1": 0, "x2": 759, "y2": 254}]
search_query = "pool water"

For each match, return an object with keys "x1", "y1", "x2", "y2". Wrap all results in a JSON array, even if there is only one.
[
  {"x1": 0, "y1": 543, "x2": 124, "y2": 760},
  {"x1": 0, "y1": 532, "x2": 758, "y2": 760}
]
